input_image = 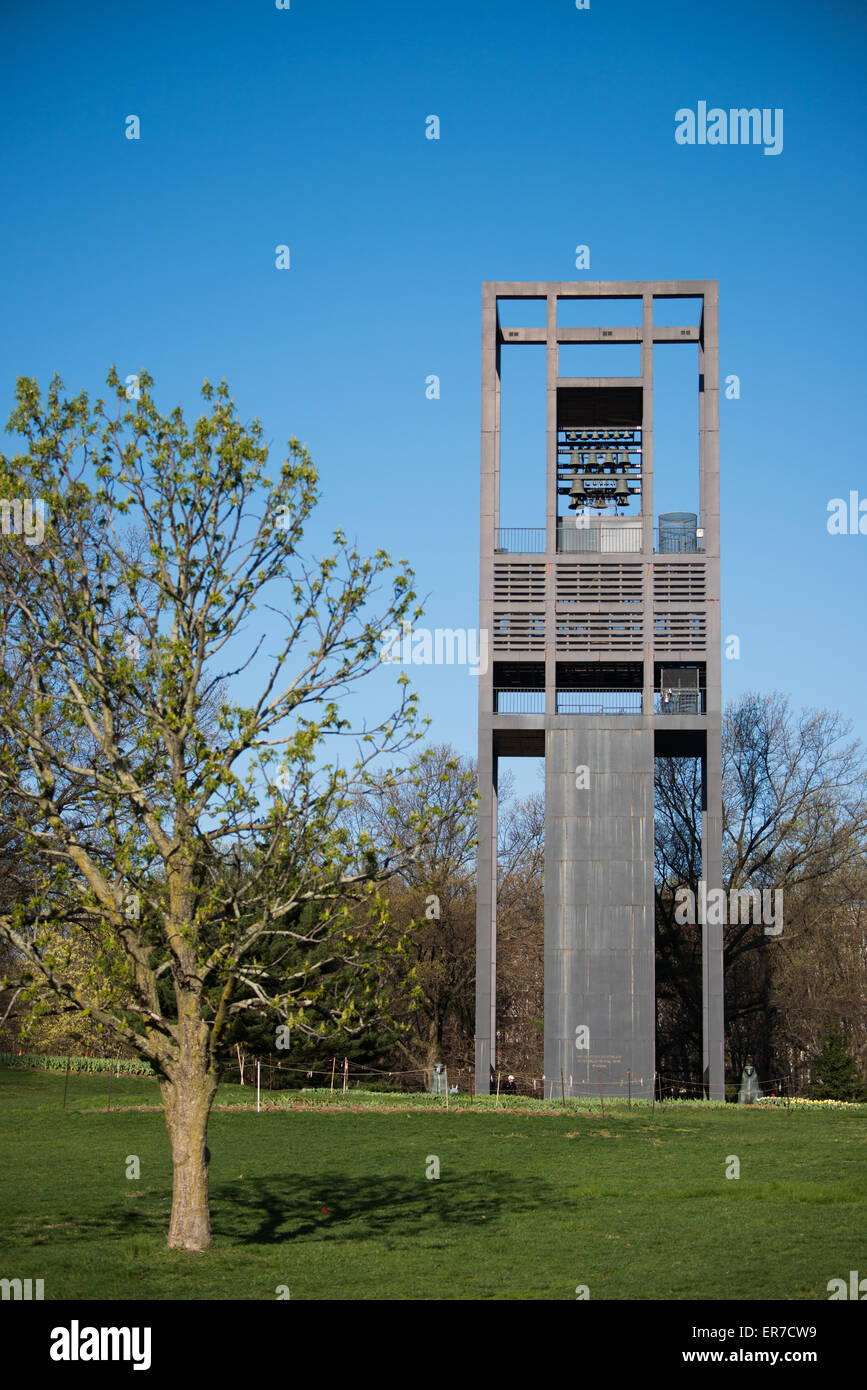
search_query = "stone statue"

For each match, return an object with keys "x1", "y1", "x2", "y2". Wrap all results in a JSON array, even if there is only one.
[
  {"x1": 737, "y1": 1059, "x2": 764, "y2": 1105},
  {"x1": 429, "y1": 1062, "x2": 447, "y2": 1095}
]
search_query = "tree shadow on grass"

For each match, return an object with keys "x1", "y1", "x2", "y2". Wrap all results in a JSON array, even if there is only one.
[
  {"x1": 2, "y1": 1202, "x2": 170, "y2": 1253},
  {"x1": 212, "y1": 1170, "x2": 555, "y2": 1247},
  {"x1": 2, "y1": 1172, "x2": 558, "y2": 1255}
]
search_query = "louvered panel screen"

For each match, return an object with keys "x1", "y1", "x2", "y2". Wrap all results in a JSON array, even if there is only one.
[
  {"x1": 653, "y1": 612, "x2": 707, "y2": 653},
  {"x1": 493, "y1": 562, "x2": 546, "y2": 605},
  {"x1": 555, "y1": 611, "x2": 643, "y2": 654},
  {"x1": 556, "y1": 562, "x2": 643, "y2": 605},
  {"x1": 492, "y1": 611, "x2": 546, "y2": 653},
  {"x1": 653, "y1": 563, "x2": 706, "y2": 605}
]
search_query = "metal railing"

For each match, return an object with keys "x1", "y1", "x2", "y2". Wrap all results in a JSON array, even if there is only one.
[
  {"x1": 493, "y1": 688, "x2": 545, "y2": 714},
  {"x1": 496, "y1": 528, "x2": 545, "y2": 554},
  {"x1": 557, "y1": 690, "x2": 643, "y2": 715},
  {"x1": 654, "y1": 687, "x2": 706, "y2": 714},
  {"x1": 654, "y1": 527, "x2": 703, "y2": 554},
  {"x1": 497, "y1": 522, "x2": 705, "y2": 555},
  {"x1": 493, "y1": 687, "x2": 707, "y2": 715}
]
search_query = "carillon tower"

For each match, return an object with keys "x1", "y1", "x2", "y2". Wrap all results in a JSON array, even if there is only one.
[{"x1": 475, "y1": 280, "x2": 723, "y2": 1099}]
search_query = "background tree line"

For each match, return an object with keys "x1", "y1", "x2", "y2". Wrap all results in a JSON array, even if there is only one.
[{"x1": 8, "y1": 693, "x2": 864, "y2": 1099}]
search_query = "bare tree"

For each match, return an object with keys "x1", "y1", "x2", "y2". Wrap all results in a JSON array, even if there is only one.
[
  {"x1": 496, "y1": 787, "x2": 544, "y2": 1080},
  {"x1": 341, "y1": 744, "x2": 478, "y2": 1082},
  {"x1": 655, "y1": 692, "x2": 867, "y2": 1084}
]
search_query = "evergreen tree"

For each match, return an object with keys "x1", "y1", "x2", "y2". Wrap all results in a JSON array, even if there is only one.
[{"x1": 806, "y1": 1026, "x2": 867, "y2": 1102}]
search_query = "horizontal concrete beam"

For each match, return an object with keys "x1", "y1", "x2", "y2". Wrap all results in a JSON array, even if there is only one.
[{"x1": 485, "y1": 279, "x2": 717, "y2": 299}]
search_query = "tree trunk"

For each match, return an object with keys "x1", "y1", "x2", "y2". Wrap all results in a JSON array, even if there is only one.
[
  {"x1": 425, "y1": 1020, "x2": 441, "y2": 1086},
  {"x1": 161, "y1": 1054, "x2": 218, "y2": 1251}
]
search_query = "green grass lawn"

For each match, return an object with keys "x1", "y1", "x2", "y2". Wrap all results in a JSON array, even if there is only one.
[{"x1": 0, "y1": 1066, "x2": 864, "y2": 1300}]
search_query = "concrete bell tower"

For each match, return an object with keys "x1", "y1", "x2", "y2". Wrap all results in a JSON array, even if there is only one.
[{"x1": 475, "y1": 280, "x2": 723, "y2": 1099}]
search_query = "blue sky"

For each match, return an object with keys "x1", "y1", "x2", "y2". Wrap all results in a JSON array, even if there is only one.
[{"x1": 1, "y1": 0, "x2": 865, "y2": 794}]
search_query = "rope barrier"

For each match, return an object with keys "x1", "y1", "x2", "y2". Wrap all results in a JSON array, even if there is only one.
[{"x1": 222, "y1": 1053, "x2": 806, "y2": 1096}]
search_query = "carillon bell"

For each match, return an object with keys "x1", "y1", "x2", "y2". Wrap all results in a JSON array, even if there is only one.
[{"x1": 568, "y1": 474, "x2": 585, "y2": 509}]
